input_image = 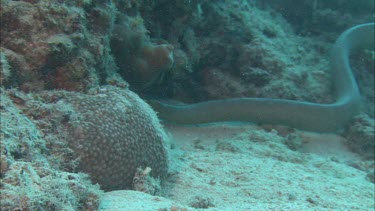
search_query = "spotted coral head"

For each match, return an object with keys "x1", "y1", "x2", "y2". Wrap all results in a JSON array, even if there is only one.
[{"x1": 60, "y1": 86, "x2": 169, "y2": 191}]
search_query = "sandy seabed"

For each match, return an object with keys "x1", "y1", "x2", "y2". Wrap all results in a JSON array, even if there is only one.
[{"x1": 100, "y1": 123, "x2": 374, "y2": 211}]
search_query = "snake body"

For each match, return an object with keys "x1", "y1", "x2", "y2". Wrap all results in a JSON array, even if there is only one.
[{"x1": 149, "y1": 23, "x2": 374, "y2": 132}]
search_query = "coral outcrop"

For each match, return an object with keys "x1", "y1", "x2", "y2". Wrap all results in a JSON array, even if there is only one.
[
  {"x1": 0, "y1": 0, "x2": 121, "y2": 91},
  {"x1": 0, "y1": 90, "x2": 102, "y2": 210},
  {"x1": 1, "y1": 0, "x2": 176, "y2": 91},
  {"x1": 23, "y1": 86, "x2": 170, "y2": 191}
]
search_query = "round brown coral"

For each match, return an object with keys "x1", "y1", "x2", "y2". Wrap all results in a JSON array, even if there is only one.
[{"x1": 46, "y1": 86, "x2": 170, "y2": 191}]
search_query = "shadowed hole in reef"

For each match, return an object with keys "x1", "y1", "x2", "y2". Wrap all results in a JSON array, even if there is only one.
[{"x1": 9, "y1": 149, "x2": 23, "y2": 160}]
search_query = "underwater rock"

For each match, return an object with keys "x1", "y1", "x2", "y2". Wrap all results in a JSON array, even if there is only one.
[
  {"x1": 345, "y1": 114, "x2": 375, "y2": 160},
  {"x1": 0, "y1": 0, "x2": 119, "y2": 91},
  {"x1": 261, "y1": 0, "x2": 373, "y2": 38},
  {"x1": 200, "y1": 68, "x2": 254, "y2": 99}
]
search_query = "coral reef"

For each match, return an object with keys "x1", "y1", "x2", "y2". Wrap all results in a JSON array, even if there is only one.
[
  {"x1": 260, "y1": 0, "x2": 373, "y2": 39},
  {"x1": 0, "y1": 90, "x2": 102, "y2": 210},
  {"x1": 199, "y1": 68, "x2": 254, "y2": 99},
  {"x1": 0, "y1": 0, "x2": 121, "y2": 91},
  {"x1": 140, "y1": 0, "x2": 333, "y2": 103},
  {"x1": 1, "y1": 84, "x2": 170, "y2": 209},
  {"x1": 0, "y1": 0, "x2": 178, "y2": 91},
  {"x1": 1, "y1": 0, "x2": 174, "y2": 207},
  {"x1": 22, "y1": 86, "x2": 170, "y2": 191},
  {"x1": 0, "y1": 0, "x2": 373, "y2": 209},
  {"x1": 345, "y1": 114, "x2": 375, "y2": 160}
]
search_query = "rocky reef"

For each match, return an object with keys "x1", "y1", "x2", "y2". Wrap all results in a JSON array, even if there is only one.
[
  {"x1": 1, "y1": 90, "x2": 102, "y2": 210},
  {"x1": 0, "y1": 0, "x2": 373, "y2": 209}
]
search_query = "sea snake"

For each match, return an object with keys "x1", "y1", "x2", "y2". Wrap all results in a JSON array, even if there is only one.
[{"x1": 148, "y1": 23, "x2": 374, "y2": 132}]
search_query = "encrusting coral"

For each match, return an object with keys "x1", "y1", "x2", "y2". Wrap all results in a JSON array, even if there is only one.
[{"x1": 0, "y1": 0, "x2": 122, "y2": 91}]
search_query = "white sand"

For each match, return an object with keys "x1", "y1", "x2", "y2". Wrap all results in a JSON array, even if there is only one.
[{"x1": 100, "y1": 123, "x2": 374, "y2": 210}]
